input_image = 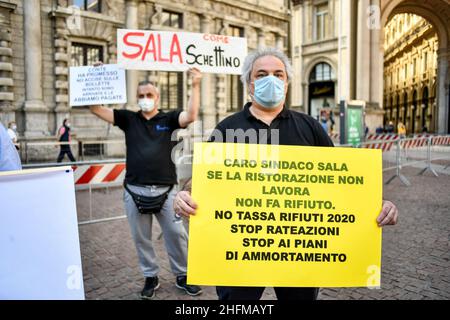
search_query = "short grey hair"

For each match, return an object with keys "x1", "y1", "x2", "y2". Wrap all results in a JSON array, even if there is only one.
[
  {"x1": 138, "y1": 80, "x2": 154, "y2": 87},
  {"x1": 240, "y1": 47, "x2": 293, "y2": 86}
]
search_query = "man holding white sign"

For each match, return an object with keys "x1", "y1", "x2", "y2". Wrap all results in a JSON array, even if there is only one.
[{"x1": 88, "y1": 64, "x2": 203, "y2": 299}]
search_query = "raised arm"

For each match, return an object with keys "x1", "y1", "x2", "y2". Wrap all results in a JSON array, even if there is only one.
[
  {"x1": 173, "y1": 178, "x2": 198, "y2": 218},
  {"x1": 178, "y1": 68, "x2": 202, "y2": 128},
  {"x1": 89, "y1": 105, "x2": 114, "y2": 124}
]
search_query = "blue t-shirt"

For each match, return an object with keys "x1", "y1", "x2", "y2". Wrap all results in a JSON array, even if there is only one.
[{"x1": 0, "y1": 123, "x2": 22, "y2": 171}]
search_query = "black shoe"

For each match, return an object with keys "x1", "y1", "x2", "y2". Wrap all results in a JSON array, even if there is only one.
[
  {"x1": 140, "y1": 276, "x2": 160, "y2": 300},
  {"x1": 176, "y1": 276, "x2": 202, "y2": 296}
]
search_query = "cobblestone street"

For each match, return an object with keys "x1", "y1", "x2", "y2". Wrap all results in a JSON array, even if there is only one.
[
  {"x1": 2, "y1": 0, "x2": 450, "y2": 306},
  {"x1": 76, "y1": 163, "x2": 450, "y2": 300}
]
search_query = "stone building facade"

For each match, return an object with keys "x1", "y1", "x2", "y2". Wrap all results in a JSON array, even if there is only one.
[
  {"x1": 383, "y1": 14, "x2": 438, "y2": 134},
  {"x1": 290, "y1": 0, "x2": 450, "y2": 135},
  {"x1": 0, "y1": 0, "x2": 290, "y2": 160},
  {"x1": 290, "y1": 0, "x2": 340, "y2": 118}
]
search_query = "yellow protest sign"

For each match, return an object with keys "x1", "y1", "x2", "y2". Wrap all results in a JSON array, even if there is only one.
[{"x1": 188, "y1": 143, "x2": 382, "y2": 288}]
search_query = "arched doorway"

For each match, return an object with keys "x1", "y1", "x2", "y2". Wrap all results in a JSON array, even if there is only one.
[
  {"x1": 395, "y1": 95, "x2": 399, "y2": 124},
  {"x1": 308, "y1": 62, "x2": 336, "y2": 121},
  {"x1": 380, "y1": 0, "x2": 450, "y2": 134},
  {"x1": 383, "y1": 12, "x2": 438, "y2": 134}
]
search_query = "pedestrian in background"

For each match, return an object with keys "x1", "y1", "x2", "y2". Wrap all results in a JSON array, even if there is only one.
[
  {"x1": 398, "y1": 121, "x2": 406, "y2": 138},
  {"x1": 7, "y1": 121, "x2": 19, "y2": 151},
  {"x1": 375, "y1": 125, "x2": 384, "y2": 134},
  {"x1": 386, "y1": 121, "x2": 395, "y2": 134},
  {"x1": 56, "y1": 118, "x2": 76, "y2": 163},
  {"x1": 320, "y1": 117, "x2": 328, "y2": 134}
]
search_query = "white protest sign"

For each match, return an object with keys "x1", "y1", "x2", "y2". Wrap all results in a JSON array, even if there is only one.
[
  {"x1": 117, "y1": 29, "x2": 248, "y2": 74},
  {"x1": 0, "y1": 167, "x2": 85, "y2": 300},
  {"x1": 69, "y1": 64, "x2": 127, "y2": 106}
]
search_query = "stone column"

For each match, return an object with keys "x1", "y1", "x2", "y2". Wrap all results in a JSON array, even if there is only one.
[
  {"x1": 436, "y1": 49, "x2": 449, "y2": 134},
  {"x1": 125, "y1": 0, "x2": 139, "y2": 110},
  {"x1": 303, "y1": 83, "x2": 309, "y2": 114},
  {"x1": 355, "y1": 0, "x2": 383, "y2": 130},
  {"x1": 216, "y1": 20, "x2": 228, "y2": 123},
  {"x1": 337, "y1": 0, "x2": 353, "y2": 102},
  {"x1": 200, "y1": 14, "x2": 215, "y2": 131},
  {"x1": 290, "y1": 4, "x2": 303, "y2": 109},
  {"x1": 23, "y1": 0, "x2": 48, "y2": 137},
  {"x1": 54, "y1": 16, "x2": 70, "y2": 118},
  {"x1": 275, "y1": 33, "x2": 284, "y2": 51}
]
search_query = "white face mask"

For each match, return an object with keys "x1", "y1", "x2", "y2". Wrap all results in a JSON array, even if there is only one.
[
  {"x1": 11, "y1": 125, "x2": 17, "y2": 131},
  {"x1": 138, "y1": 98, "x2": 155, "y2": 112}
]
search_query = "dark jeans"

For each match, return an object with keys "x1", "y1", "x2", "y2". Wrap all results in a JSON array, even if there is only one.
[
  {"x1": 57, "y1": 146, "x2": 76, "y2": 162},
  {"x1": 216, "y1": 286, "x2": 319, "y2": 300}
]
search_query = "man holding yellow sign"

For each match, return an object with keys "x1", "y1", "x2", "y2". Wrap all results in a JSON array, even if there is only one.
[{"x1": 174, "y1": 48, "x2": 398, "y2": 300}]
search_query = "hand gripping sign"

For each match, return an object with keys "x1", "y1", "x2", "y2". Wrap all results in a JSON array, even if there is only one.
[
  {"x1": 0, "y1": 167, "x2": 84, "y2": 299},
  {"x1": 117, "y1": 29, "x2": 248, "y2": 75}
]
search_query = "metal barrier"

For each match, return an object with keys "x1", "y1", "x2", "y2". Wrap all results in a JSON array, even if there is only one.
[
  {"x1": 329, "y1": 132, "x2": 400, "y2": 144},
  {"x1": 384, "y1": 139, "x2": 411, "y2": 186},
  {"x1": 362, "y1": 138, "x2": 399, "y2": 172},
  {"x1": 360, "y1": 135, "x2": 450, "y2": 186},
  {"x1": 79, "y1": 140, "x2": 125, "y2": 161},
  {"x1": 22, "y1": 156, "x2": 196, "y2": 226},
  {"x1": 430, "y1": 136, "x2": 450, "y2": 170}
]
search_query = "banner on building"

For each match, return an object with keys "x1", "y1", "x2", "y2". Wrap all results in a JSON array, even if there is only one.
[
  {"x1": 117, "y1": 29, "x2": 248, "y2": 74},
  {"x1": 69, "y1": 64, "x2": 127, "y2": 107},
  {"x1": 188, "y1": 142, "x2": 382, "y2": 288}
]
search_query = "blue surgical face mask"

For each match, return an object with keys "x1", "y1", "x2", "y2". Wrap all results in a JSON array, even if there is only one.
[
  {"x1": 252, "y1": 75, "x2": 285, "y2": 109},
  {"x1": 138, "y1": 98, "x2": 155, "y2": 112}
]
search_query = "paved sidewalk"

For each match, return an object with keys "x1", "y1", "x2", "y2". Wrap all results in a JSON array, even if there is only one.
[{"x1": 76, "y1": 163, "x2": 450, "y2": 300}]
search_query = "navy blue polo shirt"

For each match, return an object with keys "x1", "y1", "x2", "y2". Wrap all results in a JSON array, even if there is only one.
[
  {"x1": 210, "y1": 102, "x2": 334, "y2": 147},
  {"x1": 114, "y1": 109, "x2": 182, "y2": 186}
]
